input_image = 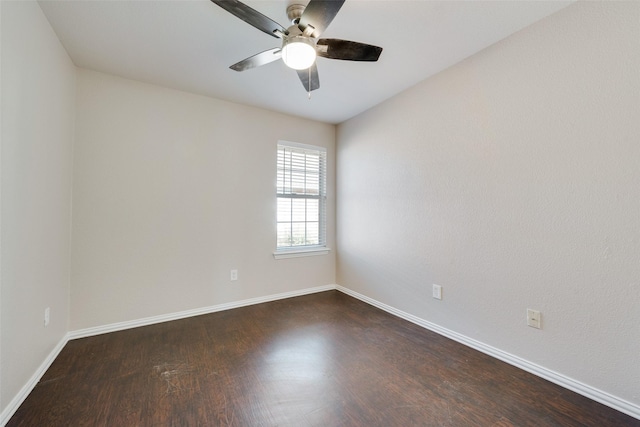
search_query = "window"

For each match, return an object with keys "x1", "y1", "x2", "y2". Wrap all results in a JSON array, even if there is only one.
[{"x1": 275, "y1": 141, "x2": 328, "y2": 257}]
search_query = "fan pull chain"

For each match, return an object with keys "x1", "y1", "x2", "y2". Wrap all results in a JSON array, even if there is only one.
[{"x1": 308, "y1": 67, "x2": 312, "y2": 100}]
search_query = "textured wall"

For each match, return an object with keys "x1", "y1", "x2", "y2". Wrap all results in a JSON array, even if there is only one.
[
  {"x1": 1, "y1": 1, "x2": 76, "y2": 415},
  {"x1": 71, "y1": 69, "x2": 336, "y2": 330},
  {"x1": 337, "y1": 1, "x2": 639, "y2": 407}
]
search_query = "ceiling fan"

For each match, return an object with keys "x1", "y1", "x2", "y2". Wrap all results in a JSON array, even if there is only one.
[{"x1": 210, "y1": 0, "x2": 383, "y2": 93}]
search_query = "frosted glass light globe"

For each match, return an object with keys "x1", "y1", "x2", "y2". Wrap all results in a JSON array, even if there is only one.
[{"x1": 282, "y1": 36, "x2": 317, "y2": 70}]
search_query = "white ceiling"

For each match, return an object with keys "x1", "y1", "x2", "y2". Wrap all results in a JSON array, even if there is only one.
[{"x1": 39, "y1": 0, "x2": 573, "y2": 124}]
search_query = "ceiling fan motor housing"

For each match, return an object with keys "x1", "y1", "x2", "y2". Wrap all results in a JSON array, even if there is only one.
[{"x1": 286, "y1": 4, "x2": 306, "y2": 24}]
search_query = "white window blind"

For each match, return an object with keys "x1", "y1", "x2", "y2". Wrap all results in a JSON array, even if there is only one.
[{"x1": 276, "y1": 142, "x2": 327, "y2": 250}]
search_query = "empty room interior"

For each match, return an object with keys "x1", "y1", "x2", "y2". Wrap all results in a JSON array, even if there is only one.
[{"x1": 1, "y1": 0, "x2": 639, "y2": 425}]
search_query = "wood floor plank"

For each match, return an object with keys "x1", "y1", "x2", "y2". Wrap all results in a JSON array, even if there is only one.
[{"x1": 7, "y1": 291, "x2": 639, "y2": 426}]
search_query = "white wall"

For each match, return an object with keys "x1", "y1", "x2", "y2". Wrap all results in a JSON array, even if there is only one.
[
  {"x1": 0, "y1": 0, "x2": 76, "y2": 416},
  {"x1": 337, "y1": 1, "x2": 639, "y2": 409},
  {"x1": 71, "y1": 69, "x2": 336, "y2": 330}
]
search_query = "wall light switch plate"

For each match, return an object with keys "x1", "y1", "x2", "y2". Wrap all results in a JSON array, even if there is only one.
[
  {"x1": 527, "y1": 309, "x2": 541, "y2": 329},
  {"x1": 230, "y1": 269, "x2": 238, "y2": 281},
  {"x1": 432, "y1": 284, "x2": 442, "y2": 300}
]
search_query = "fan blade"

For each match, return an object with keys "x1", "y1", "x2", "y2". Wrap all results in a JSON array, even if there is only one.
[
  {"x1": 317, "y1": 39, "x2": 383, "y2": 61},
  {"x1": 298, "y1": 0, "x2": 345, "y2": 38},
  {"x1": 210, "y1": 0, "x2": 287, "y2": 38},
  {"x1": 296, "y1": 63, "x2": 320, "y2": 92},
  {"x1": 230, "y1": 48, "x2": 282, "y2": 71}
]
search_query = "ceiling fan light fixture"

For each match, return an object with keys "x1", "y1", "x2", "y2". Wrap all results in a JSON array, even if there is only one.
[
  {"x1": 282, "y1": 35, "x2": 317, "y2": 70},
  {"x1": 212, "y1": 0, "x2": 382, "y2": 94}
]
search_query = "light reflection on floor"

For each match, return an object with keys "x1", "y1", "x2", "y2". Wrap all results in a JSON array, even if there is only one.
[{"x1": 257, "y1": 324, "x2": 341, "y2": 424}]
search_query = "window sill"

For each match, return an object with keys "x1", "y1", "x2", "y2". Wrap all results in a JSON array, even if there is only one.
[{"x1": 273, "y1": 247, "x2": 331, "y2": 259}]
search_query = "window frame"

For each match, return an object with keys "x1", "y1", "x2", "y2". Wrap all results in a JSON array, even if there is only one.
[{"x1": 274, "y1": 141, "x2": 329, "y2": 259}]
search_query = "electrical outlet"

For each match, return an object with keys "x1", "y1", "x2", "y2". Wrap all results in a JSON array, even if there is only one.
[
  {"x1": 432, "y1": 284, "x2": 442, "y2": 300},
  {"x1": 230, "y1": 269, "x2": 238, "y2": 281},
  {"x1": 527, "y1": 309, "x2": 541, "y2": 329},
  {"x1": 44, "y1": 307, "x2": 50, "y2": 327}
]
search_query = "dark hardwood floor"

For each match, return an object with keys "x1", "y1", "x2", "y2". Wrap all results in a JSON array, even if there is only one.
[{"x1": 8, "y1": 291, "x2": 638, "y2": 426}]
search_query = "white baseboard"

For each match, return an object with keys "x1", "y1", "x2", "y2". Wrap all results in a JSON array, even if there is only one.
[
  {"x1": 0, "y1": 335, "x2": 68, "y2": 426},
  {"x1": 68, "y1": 284, "x2": 336, "y2": 340},
  {"x1": 335, "y1": 285, "x2": 640, "y2": 421}
]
